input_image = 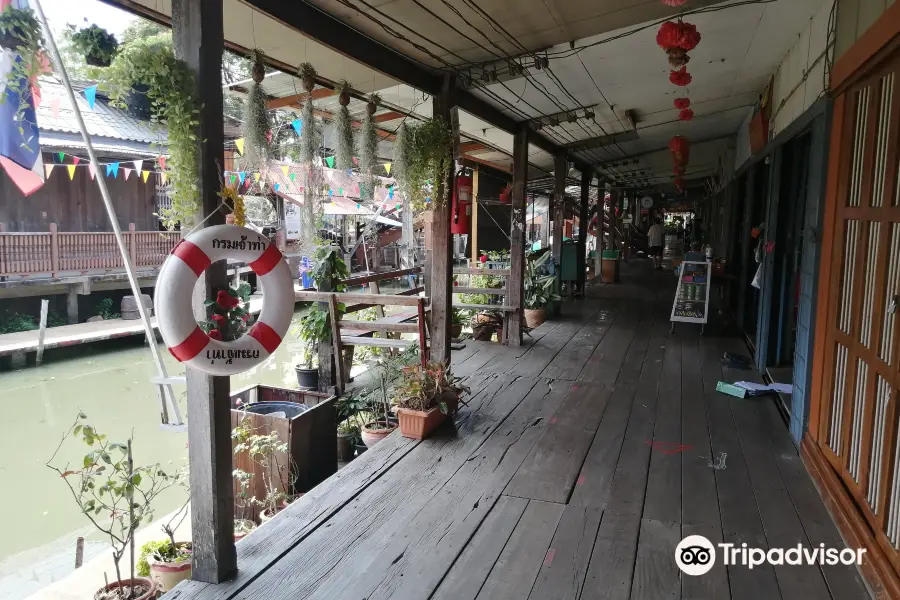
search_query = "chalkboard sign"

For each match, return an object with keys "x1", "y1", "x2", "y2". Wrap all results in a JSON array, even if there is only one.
[{"x1": 670, "y1": 260, "x2": 711, "y2": 332}]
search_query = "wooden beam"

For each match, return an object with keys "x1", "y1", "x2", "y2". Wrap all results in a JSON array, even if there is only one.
[
  {"x1": 374, "y1": 111, "x2": 404, "y2": 123},
  {"x1": 264, "y1": 87, "x2": 336, "y2": 109},
  {"x1": 577, "y1": 168, "x2": 592, "y2": 293},
  {"x1": 430, "y1": 74, "x2": 457, "y2": 364},
  {"x1": 172, "y1": 0, "x2": 236, "y2": 583},
  {"x1": 507, "y1": 126, "x2": 528, "y2": 345},
  {"x1": 459, "y1": 141, "x2": 487, "y2": 154},
  {"x1": 461, "y1": 154, "x2": 511, "y2": 174}
]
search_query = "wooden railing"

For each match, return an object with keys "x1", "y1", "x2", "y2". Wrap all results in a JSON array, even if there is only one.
[{"x1": 0, "y1": 223, "x2": 181, "y2": 277}]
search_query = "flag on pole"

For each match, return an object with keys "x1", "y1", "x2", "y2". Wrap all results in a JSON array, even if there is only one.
[{"x1": 0, "y1": 9, "x2": 46, "y2": 196}]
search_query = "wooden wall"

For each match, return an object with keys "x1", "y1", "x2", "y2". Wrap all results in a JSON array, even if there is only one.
[{"x1": 0, "y1": 154, "x2": 160, "y2": 232}]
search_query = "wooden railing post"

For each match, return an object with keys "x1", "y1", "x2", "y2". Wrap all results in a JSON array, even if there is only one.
[
  {"x1": 128, "y1": 223, "x2": 137, "y2": 267},
  {"x1": 49, "y1": 223, "x2": 59, "y2": 277}
]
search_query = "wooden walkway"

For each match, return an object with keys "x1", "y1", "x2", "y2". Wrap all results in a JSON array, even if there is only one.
[{"x1": 169, "y1": 262, "x2": 870, "y2": 600}]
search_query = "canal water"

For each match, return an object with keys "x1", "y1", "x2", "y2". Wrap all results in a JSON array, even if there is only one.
[{"x1": 0, "y1": 281, "x2": 413, "y2": 599}]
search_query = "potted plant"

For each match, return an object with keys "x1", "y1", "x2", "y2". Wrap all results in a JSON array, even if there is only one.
[
  {"x1": 336, "y1": 393, "x2": 366, "y2": 461},
  {"x1": 294, "y1": 307, "x2": 329, "y2": 389},
  {"x1": 136, "y1": 477, "x2": 191, "y2": 591},
  {"x1": 523, "y1": 251, "x2": 559, "y2": 328},
  {"x1": 360, "y1": 362, "x2": 398, "y2": 447},
  {"x1": 0, "y1": 5, "x2": 45, "y2": 128},
  {"x1": 394, "y1": 361, "x2": 469, "y2": 440},
  {"x1": 47, "y1": 414, "x2": 184, "y2": 600},
  {"x1": 233, "y1": 415, "x2": 297, "y2": 525},
  {"x1": 232, "y1": 468, "x2": 257, "y2": 541},
  {"x1": 451, "y1": 308, "x2": 469, "y2": 339},
  {"x1": 70, "y1": 24, "x2": 118, "y2": 67}
]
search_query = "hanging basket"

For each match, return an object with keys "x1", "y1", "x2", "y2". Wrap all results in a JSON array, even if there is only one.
[{"x1": 669, "y1": 66, "x2": 693, "y2": 87}]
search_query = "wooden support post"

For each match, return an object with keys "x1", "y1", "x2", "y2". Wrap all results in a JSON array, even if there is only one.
[
  {"x1": 401, "y1": 185, "x2": 414, "y2": 269},
  {"x1": 327, "y1": 294, "x2": 345, "y2": 395},
  {"x1": 36, "y1": 299, "x2": 48, "y2": 366},
  {"x1": 49, "y1": 223, "x2": 59, "y2": 277},
  {"x1": 552, "y1": 154, "x2": 567, "y2": 300},
  {"x1": 577, "y1": 169, "x2": 592, "y2": 294},
  {"x1": 66, "y1": 287, "x2": 78, "y2": 324},
  {"x1": 74, "y1": 537, "x2": 84, "y2": 569},
  {"x1": 173, "y1": 0, "x2": 236, "y2": 583},
  {"x1": 470, "y1": 167, "x2": 479, "y2": 264},
  {"x1": 507, "y1": 126, "x2": 528, "y2": 346},
  {"x1": 128, "y1": 223, "x2": 137, "y2": 266},
  {"x1": 430, "y1": 75, "x2": 457, "y2": 364}
]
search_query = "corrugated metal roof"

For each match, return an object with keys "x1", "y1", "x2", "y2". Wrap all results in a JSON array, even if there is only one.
[
  {"x1": 38, "y1": 132, "x2": 163, "y2": 158},
  {"x1": 36, "y1": 79, "x2": 167, "y2": 145}
]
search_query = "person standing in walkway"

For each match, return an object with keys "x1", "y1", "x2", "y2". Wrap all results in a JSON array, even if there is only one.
[{"x1": 647, "y1": 217, "x2": 665, "y2": 269}]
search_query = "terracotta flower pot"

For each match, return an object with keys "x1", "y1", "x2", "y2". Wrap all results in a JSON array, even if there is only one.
[
  {"x1": 361, "y1": 420, "x2": 396, "y2": 447},
  {"x1": 397, "y1": 406, "x2": 447, "y2": 440},
  {"x1": 148, "y1": 543, "x2": 192, "y2": 592},
  {"x1": 95, "y1": 577, "x2": 158, "y2": 600},
  {"x1": 524, "y1": 308, "x2": 547, "y2": 328}
]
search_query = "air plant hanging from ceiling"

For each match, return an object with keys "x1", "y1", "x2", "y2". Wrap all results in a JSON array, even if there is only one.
[
  {"x1": 242, "y1": 49, "x2": 272, "y2": 170},
  {"x1": 334, "y1": 80, "x2": 354, "y2": 172},
  {"x1": 392, "y1": 122, "x2": 410, "y2": 206},
  {"x1": 298, "y1": 62, "x2": 325, "y2": 251},
  {"x1": 358, "y1": 93, "x2": 380, "y2": 202}
]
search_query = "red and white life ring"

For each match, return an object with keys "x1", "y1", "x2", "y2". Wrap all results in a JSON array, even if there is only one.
[{"x1": 155, "y1": 225, "x2": 294, "y2": 376}]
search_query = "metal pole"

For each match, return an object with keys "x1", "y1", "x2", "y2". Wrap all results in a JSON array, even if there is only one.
[{"x1": 32, "y1": 0, "x2": 182, "y2": 425}]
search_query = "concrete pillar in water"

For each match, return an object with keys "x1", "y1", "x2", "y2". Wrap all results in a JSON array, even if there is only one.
[
  {"x1": 9, "y1": 350, "x2": 27, "y2": 369},
  {"x1": 67, "y1": 288, "x2": 79, "y2": 324}
]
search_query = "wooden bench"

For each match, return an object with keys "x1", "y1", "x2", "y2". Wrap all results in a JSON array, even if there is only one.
[{"x1": 452, "y1": 267, "x2": 517, "y2": 343}]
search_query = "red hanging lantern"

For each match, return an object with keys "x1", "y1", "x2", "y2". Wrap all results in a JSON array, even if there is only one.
[
  {"x1": 656, "y1": 21, "x2": 701, "y2": 52},
  {"x1": 679, "y1": 108, "x2": 694, "y2": 121},
  {"x1": 662, "y1": 0, "x2": 687, "y2": 5},
  {"x1": 674, "y1": 97, "x2": 691, "y2": 110},
  {"x1": 667, "y1": 48, "x2": 690, "y2": 68},
  {"x1": 669, "y1": 135, "x2": 690, "y2": 164},
  {"x1": 673, "y1": 165, "x2": 686, "y2": 175},
  {"x1": 674, "y1": 177, "x2": 686, "y2": 192},
  {"x1": 669, "y1": 66, "x2": 693, "y2": 86}
]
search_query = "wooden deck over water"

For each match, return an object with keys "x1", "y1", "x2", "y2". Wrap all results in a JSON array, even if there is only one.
[{"x1": 168, "y1": 263, "x2": 870, "y2": 600}]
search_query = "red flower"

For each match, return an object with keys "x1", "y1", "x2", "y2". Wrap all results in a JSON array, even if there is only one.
[
  {"x1": 656, "y1": 21, "x2": 701, "y2": 52},
  {"x1": 674, "y1": 97, "x2": 691, "y2": 110},
  {"x1": 480, "y1": 254, "x2": 488, "y2": 263},
  {"x1": 208, "y1": 329, "x2": 222, "y2": 341},
  {"x1": 453, "y1": 281, "x2": 458, "y2": 287},
  {"x1": 216, "y1": 290, "x2": 240, "y2": 309},
  {"x1": 669, "y1": 67, "x2": 692, "y2": 87},
  {"x1": 679, "y1": 109, "x2": 694, "y2": 121},
  {"x1": 211, "y1": 313, "x2": 225, "y2": 323}
]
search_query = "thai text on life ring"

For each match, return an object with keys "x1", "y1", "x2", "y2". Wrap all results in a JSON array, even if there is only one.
[{"x1": 154, "y1": 225, "x2": 294, "y2": 376}]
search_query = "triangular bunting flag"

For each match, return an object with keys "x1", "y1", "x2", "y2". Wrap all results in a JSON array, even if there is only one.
[
  {"x1": 337, "y1": 188, "x2": 343, "y2": 196},
  {"x1": 105, "y1": 164, "x2": 112, "y2": 177},
  {"x1": 133, "y1": 160, "x2": 144, "y2": 176},
  {"x1": 289, "y1": 173, "x2": 296, "y2": 182},
  {"x1": 50, "y1": 98, "x2": 60, "y2": 121},
  {"x1": 158, "y1": 156, "x2": 167, "y2": 170},
  {"x1": 44, "y1": 164, "x2": 54, "y2": 178},
  {"x1": 230, "y1": 174, "x2": 237, "y2": 185},
  {"x1": 142, "y1": 171, "x2": 150, "y2": 183},
  {"x1": 160, "y1": 173, "x2": 168, "y2": 184},
  {"x1": 88, "y1": 163, "x2": 96, "y2": 180},
  {"x1": 281, "y1": 165, "x2": 290, "y2": 177},
  {"x1": 292, "y1": 119, "x2": 302, "y2": 135},
  {"x1": 56, "y1": 152, "x2": 65, "y2": 163},
  {"x1": 325, "y1": 156, "x2": 335, "y2": 168},
  {"x1": 67, "y1": 165, "x2": 76, "y2": 180},
  {"x1": 239, "y1": 172, "x2": 246, "y2": 185},
  {"x1": 234, "y1": 138, "x2": 245, "y2": 155},
  {"x1": 254, "y1": 173, "x2": 261, "y2": 183},
  {"x1": 84, "y1": 85, "x2": 98, "y2": 109},
  {"x1": 72, "y1": 156, "x2": 80, "y2": 165},
  {"x1": 109, "y1": 162, "x2": 119, "y2": 178},
  {"x1": 384, "y1": 162, "x2": 392, "y2": 175},
  {"x1": 124, "y1": 168, "x2": 132, "y2": 180},
  {"x1": 352, "y1": 157, "x2": 359, "y2": 166},
  {"x1": 274, "y1": 183, "x2": 280, "y2": 192},
  {"x1": 32, "y1": 87, "x2": 42, "y2": 108}
]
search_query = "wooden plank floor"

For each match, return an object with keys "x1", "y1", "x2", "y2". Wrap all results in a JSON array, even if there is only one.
[{"x1": 169, "y1": 262, "x2": 871, "y2": 600}]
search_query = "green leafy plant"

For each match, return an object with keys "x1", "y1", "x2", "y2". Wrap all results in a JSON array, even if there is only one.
[
  {"x1": 296, "y1": 307, "x2": 329, "y2": 369},
  {"x1": 96, "y1": 298, "x2": 120, "y2": 320},
  {"x1": 47, "y1": 413, "x2": 185, "y2": 598},
  {"x1": 0, "y1": 6, "x2": 45, "y2": 134},
  {"x1": 396, "y1": 117, "x2": 453, "y2": 212},
  {"x1": 311, "y1": 242, "x2": 349, "y2": 290},
  {"x1": 394, "y1": 360, "x2": 469, "y2": 413},
  {"x1": 70, "y1": 24, "x2": 118, "y2": 67},
  {"x1": 242, "y1": 49, "x2": 271, "y2": 169},
  {"x1": 524, "y1": 251, "x2": 560, "y2": 310},
  {"x1": 336, "y1": 393, "x2": 368, "y2": 445},
  {"x1": 199, "y1": 281, "x2": 251, "y2": 342},
  {"x1": 232, "y1": 414, "x2": 297, "y2": 518},
  {"x1": 0, "y1": 310, "x2": 37, "y2": 333},
  {"x1": 103, "y1": 33, "x2": 199, "y2": 230},
  {"x1": 136, "y1": 484, "x2": 191, "y2": 577}
]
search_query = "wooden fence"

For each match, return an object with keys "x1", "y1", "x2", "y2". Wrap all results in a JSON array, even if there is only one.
[{"x1": 0, "y1": 223, "x2": 181, "y2": 277}]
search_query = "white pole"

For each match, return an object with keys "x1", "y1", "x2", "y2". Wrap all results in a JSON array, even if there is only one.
[
  {"x1": 36, "y1": 298, "x2": 48, "y2": 366},
  {"x1": 32, "y1": 0, "x2": 183, "y2": 425}
]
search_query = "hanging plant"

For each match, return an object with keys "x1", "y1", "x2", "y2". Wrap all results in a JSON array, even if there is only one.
[
  {"x1": 242, "y1": 49, "x2": 271, "y2": 170},
  {"x1": 669, "y1": 66, "x2": 692, "y2": 86},
  {"x1": 0, "y1": 5, "x2": 46, "y2": 128},
  {"x1": 298, "y1": 62, "x2": 317, "y2": 94},
  {"x1": 70, "y1": 24, "x2": 119, "y2": 67},
  {"x1": 358, "y1": 92, "x2": 380, "y2": 201},
  {"x1": 104, "y1": 34, "x2": 199, "y2": 230},
  {"x1": 392, "y1": 122, "x2": 410, "y2": 204},
  {"x1": 674, "y1": 97, "x2": 691, "y2": 110},
  {"x1": 298, "y1": 66, "x2": 324, "y2": 252},
  {"x1": 403, "y1": 117, "x2": 453, "y2": 212},
  {"x1": 334, "y1": 80, "x2": 354, "y2": 171}
]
